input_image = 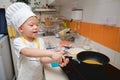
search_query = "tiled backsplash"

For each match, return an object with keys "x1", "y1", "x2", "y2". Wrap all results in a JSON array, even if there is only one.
[
  {"x1": 69, "y1": 21, "x2": 120, "y2": 69},
  {"x1": 69, "y1": 21, "x2": 120, "y2": 53}
]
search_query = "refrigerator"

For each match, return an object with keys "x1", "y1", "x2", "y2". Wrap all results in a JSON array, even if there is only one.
[{"x1": 0, "y1": 8, "x2": 15, "y2": 80}]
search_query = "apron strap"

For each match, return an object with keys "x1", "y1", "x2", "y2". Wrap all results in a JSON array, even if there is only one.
[{"x1": 21, "y1": 36, "x2": 40, "y2": 48}]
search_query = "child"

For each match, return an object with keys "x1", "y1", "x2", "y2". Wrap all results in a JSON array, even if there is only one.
[{"x1": 6, "y1": 2, "x2": 69, "y2": 80}]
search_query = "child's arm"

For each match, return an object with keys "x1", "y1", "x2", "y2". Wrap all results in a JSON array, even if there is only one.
[
  {"x1": 20, "y1": 48, "x2": 63, "y2": 64},
  {"x1": 40, "y1": 57, "x2": 54, "y2": 64},
  {"x1": 40, "y1": 54, "x2": 69, "y2": 67}
]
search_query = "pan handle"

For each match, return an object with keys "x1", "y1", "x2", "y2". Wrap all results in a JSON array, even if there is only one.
[
  {"x1": 65, "y1": 56, "x2": 72, "y2": 59},
  {"x1": 62, "y1": 56, "x2": 72, "y2": 63}
]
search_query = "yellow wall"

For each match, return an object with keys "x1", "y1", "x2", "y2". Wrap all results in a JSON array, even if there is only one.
[{"x1": 69, "y1": 21, "x2": 120, "y2": 53}]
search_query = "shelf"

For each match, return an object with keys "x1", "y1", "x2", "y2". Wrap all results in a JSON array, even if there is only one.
[
  {"x1": 33, "y1": 8, "x2": 56, "y2": 12},
  {"x1": 40, "y1": 19, "x2": 62, "y2": 23}
]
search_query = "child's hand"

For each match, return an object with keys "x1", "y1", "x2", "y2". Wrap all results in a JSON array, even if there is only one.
[
  {"x1": 59, "y1": 55, "x2": 70, "y2": 67},
  {"x1": 51, "y1": 51, "x2": 64, "y2": 64},
  {"x1": 51, "y1": 51, "x2": 69, "y2": 66}
]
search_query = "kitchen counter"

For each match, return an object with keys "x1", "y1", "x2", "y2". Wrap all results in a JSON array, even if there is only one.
[
  {"x1": 43, "y1": 36, "x2": 120, "y2": 80},
  {"x1": 42, "y1": 36, "x2": 69, "y2": 80},
  {"x1": 44, "y1": 64, "x2": 68, "y2": 80},
  {"x1": 44, "y1": 59, "x2": 120, "y2": 80}
]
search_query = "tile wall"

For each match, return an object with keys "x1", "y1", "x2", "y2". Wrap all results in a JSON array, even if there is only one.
[
  {"x1": 69, "y1": 21, "x2": 120, "y2": 69},
  {"x1": 69, "y1": 21, "x2": 120, "y2": 53}
]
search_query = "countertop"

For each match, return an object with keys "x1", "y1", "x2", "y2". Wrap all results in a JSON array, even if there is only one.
[
  {"x1": 43, "y1": 36, "x2": 120, "y2": 80},
  {"x1": 44, "y1": 64, "x2": 68, "y2": 80},
  {"x1": 44, "y1": 58, "x2": 120, "y2": 80},
  {"x1": 42, "y1": 36, "x2": 69, "y2": 80}
]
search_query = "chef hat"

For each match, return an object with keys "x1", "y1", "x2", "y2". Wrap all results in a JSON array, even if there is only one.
[{"x1": 6, "y1": 2, "x2": 36, "y2": 31}]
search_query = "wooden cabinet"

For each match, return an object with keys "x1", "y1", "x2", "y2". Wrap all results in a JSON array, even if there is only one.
[{"x1": 0, "y1": 35, "x2": 14, "y2": 80}]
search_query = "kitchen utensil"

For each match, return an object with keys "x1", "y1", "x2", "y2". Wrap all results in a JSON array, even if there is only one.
[{"x1": 77, "y1": 51, "x2": 110, "y2": 65}]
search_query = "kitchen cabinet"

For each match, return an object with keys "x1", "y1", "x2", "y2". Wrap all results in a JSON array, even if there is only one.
[{"x1": 0, "y1": 35, "x2": 14, "y2": 80}]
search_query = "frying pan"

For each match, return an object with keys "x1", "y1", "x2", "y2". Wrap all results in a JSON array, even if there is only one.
[{"x1": 77, "y1": 51, "x2": 110, "y2": 65}]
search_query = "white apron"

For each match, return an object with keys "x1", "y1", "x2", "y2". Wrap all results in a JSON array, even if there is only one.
[
  {"x1": 14, "y1": 37, "x2": 45, "y2": 80},
  {"x1": 17, "y1": 55, "x2": 44, "y2": 80}
]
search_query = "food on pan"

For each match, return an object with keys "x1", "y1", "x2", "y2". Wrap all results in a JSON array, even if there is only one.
[{"x1": 82, "y1": 59, "x2": 102, "y2": 65}]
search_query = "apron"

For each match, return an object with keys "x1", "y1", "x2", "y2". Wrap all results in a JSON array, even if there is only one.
[{"x1": 17, "y1": 36, "x2": 44, "y2": 80}]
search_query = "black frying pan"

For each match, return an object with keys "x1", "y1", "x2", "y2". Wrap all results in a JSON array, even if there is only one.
[{"x1": 77, "y1": 51, "x2": 110, "y2": 65}]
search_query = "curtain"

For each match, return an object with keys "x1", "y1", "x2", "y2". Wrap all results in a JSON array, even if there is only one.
[{"x1": 0, "y1": 8, "x2": 8, "y2": 35}]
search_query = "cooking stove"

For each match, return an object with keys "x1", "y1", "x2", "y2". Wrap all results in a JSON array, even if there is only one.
[{"x1": 61, "y1": 59, "x2": 120, "y2": 80}]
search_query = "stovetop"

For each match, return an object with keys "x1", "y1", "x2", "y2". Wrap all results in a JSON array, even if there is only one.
[{"x1": 61, "y1": 59, "x2": 120, "y2": 80}]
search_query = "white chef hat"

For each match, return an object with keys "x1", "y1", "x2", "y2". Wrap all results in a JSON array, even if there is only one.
[{"x1": 6, "y1": 2, "x2": 36, "y2": 31}]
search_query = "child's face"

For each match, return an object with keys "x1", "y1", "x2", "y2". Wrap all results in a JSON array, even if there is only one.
[{"x1": 18, "y1": 16, "x2": 39, "y2": 40}]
